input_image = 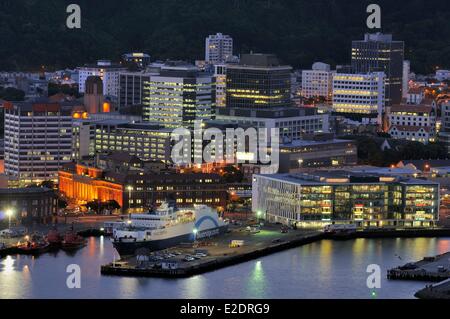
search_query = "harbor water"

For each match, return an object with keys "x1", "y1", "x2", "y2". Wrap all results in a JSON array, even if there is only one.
[{"x1": 1, "y1": 236, "x2": 449, "y2": 299}]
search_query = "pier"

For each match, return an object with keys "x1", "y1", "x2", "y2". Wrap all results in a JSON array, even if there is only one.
[
  {"x1": 415, "y1": 278, "x2": 450, "y2": 299},
  {"x1": 387, "y1": 251, "x2": 450, "y2": 282},
  {"x1": 101, "y1": 226, "x2": 325, "y2": 278}
]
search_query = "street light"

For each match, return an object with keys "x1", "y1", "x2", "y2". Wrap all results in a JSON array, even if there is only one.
[
  {"x1": 193, "y1": 228, "x2": 198, "y2": 241},
  {"x1": 5, "y1": 209, "x2": 13, "y2": 229},
  {"x1": 126, "y1": 185, "x2": 133, "y2": 214}
]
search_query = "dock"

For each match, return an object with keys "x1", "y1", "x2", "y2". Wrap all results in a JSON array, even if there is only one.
[
  {"x1": 101, "y1": 226, "x2": 325, "y2": 278},
  {"x1": 387, "y1": 252, "x2": 450, "y2": 281},
  {"x1": 415, "y1": 278, "x2": 450, "y2": 299}
]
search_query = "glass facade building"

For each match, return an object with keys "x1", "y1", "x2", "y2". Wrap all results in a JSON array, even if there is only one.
[{"x1": 252, "y1": 171, "x2": 439, "y2": 228}]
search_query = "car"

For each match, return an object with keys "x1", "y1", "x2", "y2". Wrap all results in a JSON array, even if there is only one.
[{"x1": 183, "y1": 256, "x2": 195, "y2": 262}]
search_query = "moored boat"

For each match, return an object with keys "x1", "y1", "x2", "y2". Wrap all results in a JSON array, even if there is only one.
[
  {"x1": 61, "y1": 229, "x2": 87, "y2": 251},
  {"x1": 47, "y1": 228, "x2": 63, "y2": 247},
  {"x1": 16, "y1": 234, "x2": 50, "y2": 255}
]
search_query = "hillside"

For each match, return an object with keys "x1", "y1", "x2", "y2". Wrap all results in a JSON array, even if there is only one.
[{"x1": 0, "y1": 0, "x2": 448, "y2": 73}]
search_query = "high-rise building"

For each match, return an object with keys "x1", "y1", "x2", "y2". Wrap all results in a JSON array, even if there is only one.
[
  {"x1": 142, "y1": 62, "x2": 215, "y2": 128},
  {"x1": 213, "y1": 64, "x2": 227, "y2": 107},
  {"x1": 118, "y1": 71, "x2": 151, "y2": 109},
  {"x1": 439, "y1": 101, "x2": 450, "y2": 155},
  {"x1": 226, "y1": 54, "x2": 292, "y2": 109},
  {"x1": 4, "y1": 100, "x2": 73, "y2": 186},
  {"x1": 78, "y1": 60, "x2": 126, "y2": 97},
  {"x1": 94, "y1": 120, "x2": 172, "y2": 162},
  {"x1": 205, "y1": 33, "x2": 233, "y2": 64},
  {"x1": 403, "y1": 61, "x2": 410, "y2": 99},
  {"x1": 351, "y1": 33, "x2": 404, "y2": 106},
  {"x1": 301, "y1": 62, "x2": 335, "y2": 103},
  {"x1": 332, "y1": 72, "x2": 385, "y2": 124}
]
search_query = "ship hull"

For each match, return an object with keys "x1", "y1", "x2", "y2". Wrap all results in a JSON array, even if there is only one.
[{"x1": 113, "y1": 225, "x2": 228, "y2": 257}]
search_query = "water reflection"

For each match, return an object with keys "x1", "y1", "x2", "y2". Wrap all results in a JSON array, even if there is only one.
[{"x1": 0, "y1": 237, "x2": 449, "y2": 299}]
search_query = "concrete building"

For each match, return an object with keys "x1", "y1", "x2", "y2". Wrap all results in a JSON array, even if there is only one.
[
  {"x1": 4, "y1": 100, "x2": 73, "y2": 186},
  {"x1": 118, "y1": 71, "x2": 151, "y2": 109},
  {"x1": 142, "y1": 62, "x2": 215, "y2": 128},
  {"x1": 214, "y1": 64, "x2": 227, "y2": 107},
  {"x1": 388, "y1": 104, "x2": 437, "y2": 144},
  {"x1": 252, "y1": 171, "x2": 439, "y2": 228},
  {"x1": 407, "y1": 88, "x2": 425, "y2": 105},
  {"x1": 94, "y1": 120, "x2": 172, "y2": 163},
  {"x1": 332, "y1": 72, "x2": 385, "y2": 124},
  {"x1": 226, "y1": 54, "x2": 292, "y2": 109},
  {"x1": 439, "y1": 101, "x2": 450, "y2": 156},
  {"x1": 278, "y1": 134, "x2": 358, "y2": 172},
  {"x1": 215, "y1": 106, "x2": 329, "y2": 142},
  {"x1": 301, "y1": 62, "x2": 334, "y2": 103},
  {"x1": 0, "y1": 187, "x2": 57, "y2": 225},
  {"x1": 403, "y1": 60, "x2": 410, "y2": 99},
  {"x1": 351, "y1": 33, "x2": 404, "y2": 106},
  {"x1": 83, "y1": 76, "x2": 105, "y2": 114},
  {"x1": 205, "y1": 33, "x2": 233, "y2": 64},
  {"x1": 59, "y1": 158, "x2": 227, "y2": 213},
  {"x1": 78, "y1": 60, "x2": 126, "y2": 97}
]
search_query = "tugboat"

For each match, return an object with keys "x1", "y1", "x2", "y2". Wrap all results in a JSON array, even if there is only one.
[
  {"x1": 61, "y1": 226, "x2": 87, "y2": 251},
  {"x1": 17, "y1": 234, "x2": 50, "y2": 255},
  {"x1": 46, "y1": 227, "x2": 63, "y2": 247}
]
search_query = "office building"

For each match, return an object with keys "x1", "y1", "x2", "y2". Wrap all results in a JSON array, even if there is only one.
[
  {"x1": 388, "y1": 104, "x2": 437, "y2": 144},
  {"x1": 332, "y1": 72, "x2": 385, "y2": 124},
  {"x1": 226, "y1": 54, "x2": 292, "y2": 109},
  {"x1": 252, "y1": 171, "x2": 439, "y2": 228},
  {"x1": 205, "y1": 33, "x2": 233, "y2": 64},
  {"x1": 118, "y1": 71, "x2": 151, "y2": 109},
  {"x1": 215, "y1": 106, "x2": 329, "y2": 142},
  {"x1": 403, "y1": 61, "x2": 410, "y2": 99},
  {"x1": 214, "y1": 64, "x2": 227, "y2": 107},
  {"x1": 94, "y1": 120, "x2": 172, "y2": 162},
  {"x1": 278, "y1": 133, "x2": 358, "y2": 172},
  {"x1": 301, "y1": 62, "x2": 334, "y2": 103},
  {"x1": 4, "y1": 100, "x2": 73, "y2": 186},
  {"x1": 351, "y1": 33, "x2": 404, "y2": 105},
  {"x1": 439, "y1": 101, "x2": 450, "y2": 155},
  {"x1": 78, "y1": 60, "x2": 126, "y2": 97},
  {"x1": 83, "y1": 76, "x2": 106, "y2": 114},
  {"x1": 142, "y1": 62, "x2": 215, "y2": 128},
  {"x1": 436, "y1": 70, "x2": 450, "y2": 82}
]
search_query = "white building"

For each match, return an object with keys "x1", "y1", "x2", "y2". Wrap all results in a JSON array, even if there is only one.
[
  {"x1": 332, "y1": 72, "x2": 385, "y2": 124},
  {"x1": 403, "y1": 60, "x2": 410, "y2": 98},
  {"x1": 4, "y1": 100, "x2": 73, "y2": 186},
  {"x1": 439, "y1": 101, "x2": 450, "y2": 155},
  {"x1": 388, "y1": 104, "x2": 436, "y2": 144},
  {"x1": 301, "y1": 62, "x2": 334, "y2": 102},
  {"x1": 406, "y1": 88, "x2": 425, "y2": 105},
  {"x1": 78, "y1": 60, "x2": 126, "y2": 97},
  {"x1": 215, "y1": 107, "x2": 329, "y2": 143},
  {"x1": 436, "y1": 70, "x2": 450, "y2": 82},
  {"x1": 142, "y1": 63, "x2": 215, "y2": 128},
  {"x1": 205, "y1": 33, "x2": 233, "y2": 64}
]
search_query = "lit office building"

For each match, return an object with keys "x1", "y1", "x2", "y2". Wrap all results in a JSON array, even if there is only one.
[
  {"x1": 332, "y1": 72, "x2": 385, "y2": 124},
  {"x1": 94, "y1": 120, "x2": 172, "y2": 162},
  {"x1": 4, "y1": 100, "x2": 73, "y2": 186},
  {"x1": 301, "y1": 62, "x2": 335, "y2": 103},
  {"x1": 142, "y1": 62, "x2": 215, "y2": 128},
  {"x1": 351, "y1": 33, "x2": 404, "y2": 105},
  {"x1": 205, "y1": 33, "x2": 233, "y2": 64},
  {"x1": 252, "y1": 171, "x2": 439, "y2": 228},
  {"x1": 214, "y1": 64, "x2": 227, "y2": 107},
  {"x1": 215, "y1": 106, "x2": 328, "y2": 142},
  {"x1": 226, "y1": 54, "x2": 292, "y2": 109}
]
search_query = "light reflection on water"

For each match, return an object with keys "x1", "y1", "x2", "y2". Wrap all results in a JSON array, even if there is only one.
[{"x1": 0, "y1": 237, "x2": 449, "y2": 299}]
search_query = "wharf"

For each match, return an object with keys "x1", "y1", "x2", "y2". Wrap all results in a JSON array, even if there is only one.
[
  {"x1": 101, "y1": 226, "x2": 325, "y2": 278},
  {"x1": 415, "y1": 278, "x2": 450, "y2": 299},
  {"x1": 387, "y1": 252, "x2": 450, "y2": 282}
]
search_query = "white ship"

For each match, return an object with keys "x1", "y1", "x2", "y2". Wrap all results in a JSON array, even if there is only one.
[{"x1": 112, "y1": 202, "x2": 228, "y2": 256}]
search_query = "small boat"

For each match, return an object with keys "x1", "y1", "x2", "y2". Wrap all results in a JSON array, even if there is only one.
[
  {"x1": 47, "y1": 228, "x2": 63, "y2": 247},
  {"x1": 17, "y1": 234, "x2": 50, "y2": 255},
  {"x1": 61, "y1": 228, "x2": 87, "y2": 251}
]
